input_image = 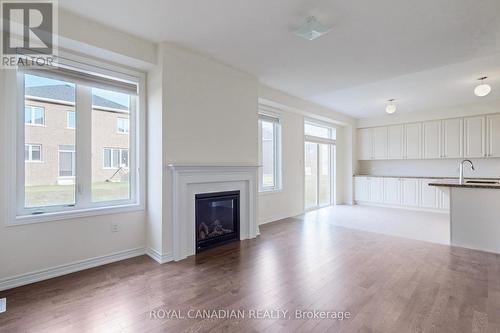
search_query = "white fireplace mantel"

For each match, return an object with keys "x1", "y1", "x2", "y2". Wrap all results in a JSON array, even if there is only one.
[{"x1": 168, "y1": 164, "x2": 259, "y2": 261}]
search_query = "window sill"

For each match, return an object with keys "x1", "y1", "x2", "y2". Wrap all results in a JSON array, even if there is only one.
[
  {"x1": 8, "y1": 203, "x2": 144, "y2": 226},
  {"x1": 259, "y1": 188, "x2": 283, "y2": 196}
]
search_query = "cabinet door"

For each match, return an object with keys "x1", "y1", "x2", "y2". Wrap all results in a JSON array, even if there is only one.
[
  {"x1": 369, "y1": 177, "x2": 384, "y2": 203},
  {"x1": 372, "y1": 127, "x2": 388, "y2": 160},
  {"x1": 358, "y1": 128, "x2": 373, "y2": 160},
  {"x1": 419, "y1": 179, "x2": 439, "y2": 209},
  {"x1": 354, "y1": 177, "x2": 370, "y2": 202},
  {"x1": 487, "y1": 114, "x2": 500, "y2": 157},
  {"x1": 405, "y1": 123, "x2": 422, "y2": 159},
  {"x1": 442, "y1": 118, "x2": 463, "y2": 159},
  {"x1": 383, "y1": 178, "x2": 401, "y2": 205},
  {"x1": 464, "y1": 116, "x2": 486, "y2": 158},
  {"x1": 402, "y1": 178, "x2": 419, "y2": 207},
  {"x1": 439, "y1": 187, "x2": 450, "y2": 210},
  {"x1": 422, "y1": 121, "x2": 441, "y2": 159},
  {"x1": 388, "y1": 125, "x2": 404, "y2": 160}
]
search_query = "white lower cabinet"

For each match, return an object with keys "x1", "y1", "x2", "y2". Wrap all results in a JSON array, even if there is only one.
[
  {"x1": 419, "y1": 179, "x2": 439, "y2": 209},
  {"x1": 402, "y1": 178, "x2": 419, "y2": 207},
  {"x1": 354, "y1": 176, "x2": 448, "y2": 212},
  {"x1": 383, "y1": 178, "x2": 402, "y2": 205},
  {"x1": 369, "y1": 177, "x2": 384, "y2": 203}
]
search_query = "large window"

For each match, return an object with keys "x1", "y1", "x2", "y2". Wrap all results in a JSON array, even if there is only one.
[
  {"x1": 18, "y1": 66, "x2": 140, "y2": 217},
  {"x1": 258, "y1": 113, "x2": 281, "y2": 192}
]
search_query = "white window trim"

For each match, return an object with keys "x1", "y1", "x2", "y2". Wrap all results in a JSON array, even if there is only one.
[
  {"x1": 117, "y1": 117, "x2": 129, "y2": 134},
  {"x1": 67, "y1": 111, "x2": 76, "y2": 129},
  {"x1": 25, "y1": 144, "x2": 42, "y2": 162},
  {"x1": 25, "y1": 105, "x2": 45, "y2": 127},
  {"x1": 6, "y1": 51, "x2": 146, "y2": 226},
  {"x1": 258, "y1": 110, "x2": 282, "y2": 193}
]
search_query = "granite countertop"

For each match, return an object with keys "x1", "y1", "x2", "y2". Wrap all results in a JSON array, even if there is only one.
[{"x1": 428, "y1": 179, "x2": 500, "y2": 189}]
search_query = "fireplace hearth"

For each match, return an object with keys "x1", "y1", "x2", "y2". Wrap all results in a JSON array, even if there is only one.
[{"x1": 195, "y1": 190, "x2": 240, "y2": 253}]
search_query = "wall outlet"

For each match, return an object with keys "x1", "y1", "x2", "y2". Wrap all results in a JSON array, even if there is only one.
[
  {"x1": 0, "y1": 298, "x2": 6, "y2": 313},
  {"x1": 111, "y1": 223, "x2": 119, "y2": 233}
]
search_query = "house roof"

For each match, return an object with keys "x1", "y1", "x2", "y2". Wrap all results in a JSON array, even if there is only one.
[{"x1": 26, "y1": 85, "x2": 129, "y2": 111}]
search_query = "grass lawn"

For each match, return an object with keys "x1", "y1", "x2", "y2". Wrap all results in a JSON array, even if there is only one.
[{"x1": 25, "y1": 182, "x2": 130, "y2": 208}]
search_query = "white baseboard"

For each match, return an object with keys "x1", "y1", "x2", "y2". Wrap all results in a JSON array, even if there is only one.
[
  {"x1": 146, "y1": 247, "x2": 173, "y2": 264},
  {"x1": 355, "y1": 201, "x2": 449, "y2": 214},
  {"x1": 0, "y1": 247, "x2": 145, "y2": 291},
  {"x1": 259, "y1": 210, "x2": 304, "y2": 225}
]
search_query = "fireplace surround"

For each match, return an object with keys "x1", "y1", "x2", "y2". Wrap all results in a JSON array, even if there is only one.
[{"x1": 168, "y1": 164, "x2": 259, "y2": 261}]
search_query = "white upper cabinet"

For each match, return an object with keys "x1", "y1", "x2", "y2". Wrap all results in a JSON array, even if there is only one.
[
  {"x1": 442, "y1": 118, "x2": 463, "y2": 159},
  {"x1": 487, "y1": 114, "x2": 500, "y2": 158},
  {"x1": 464, "y1": 116, "x2": 486, "y2": 158},
  {"x1": 358, "y1": 128, "x2": 373, "y2": 160},
  {"x1": 422, "y1": 121, "x2": 441, "y2": 159},
  {"x1": 388, "y1": 125, "x2": 404, "y2": 160},
  {"x1": 373, "y1": 127, "x2": 388, "y2": 160},
  {"x1": 404, "y1": 123, "x2": 422, "y2": 159}
]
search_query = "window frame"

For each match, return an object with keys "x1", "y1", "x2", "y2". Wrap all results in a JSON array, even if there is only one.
[
  {"x1": 117, "y1": 117, "x2": 129, "y2": 134},
  {"x1": 9, "y1": 52, "x2": 146, "y2": 225},
  {"x1": 258, "y1": 110, "x2": 282, "y2": 193},
  {"x1": 67, "y1": 111, "x2": 76, "y2": 129},
  {"x1": 25, "y1": 144, "x2": 42, "y2": 162},
  {"x1": 103, "y1": 148, "x2": 129, "y2": 169},
  {"x1": 24, "y1": 105, "x2": 45, "y2": 126}
]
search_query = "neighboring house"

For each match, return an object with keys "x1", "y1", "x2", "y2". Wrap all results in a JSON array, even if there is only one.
[{"x1": 24, "y1": 84, "x2": 130, "y2": 187}]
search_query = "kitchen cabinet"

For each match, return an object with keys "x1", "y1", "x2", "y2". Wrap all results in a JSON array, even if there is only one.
[
  {"x1": 369, "y1": 177, "x2": 384, "y2": 203},
  {"x1": 464, "y1": 116, "x2": 486, "y2": 158},
  {"x1": 439, "y1": 187, "x2": 450, "y2": 210},
  {"x1": 442, "y1": 118, "x2": 463, "y2": 158},
  {"x1": 422, "y1": 121, "x2": 441, "y2": 159},
  {"x1": 373, "y1": 127, "x2": 388, "y2": 160},
  {"x1": 419, "y1": 179, "x2": 439, "y2": 209},
  {"x1": 487, "y1": 114, "x2": 500, "y2": 157},
  {"x1": 404, "y1": 123, "x2": 421, "y2": 159},
  {"x1": 383, "y1": 178, "x2": 402, "y2": 205},
  {"x1": 388, "y1": 125, "x2": 404, "y2": 160},
  {"x1": 358, "y1": 128, "x2": 373, "y2": 160},
  {"x1": 354, "y1": 177, "x2": 370, "y2": 202},
  {"x1": 402, "y1": 178, "x2": 419, "y2": 207}
]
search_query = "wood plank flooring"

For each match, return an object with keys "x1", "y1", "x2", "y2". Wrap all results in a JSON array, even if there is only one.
[{"x1": 1, "y1": 210, "x2": 500, "y2": 332}]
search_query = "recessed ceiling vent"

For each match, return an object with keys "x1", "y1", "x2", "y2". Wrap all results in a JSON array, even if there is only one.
[{"x1": 294, "y1": 16, "x2": 331, "y2": 41}]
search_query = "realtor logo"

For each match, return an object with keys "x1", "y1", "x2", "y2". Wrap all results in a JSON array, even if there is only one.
[{"x1": 1, "y1": 0, "x2": 57, "y2": 68}]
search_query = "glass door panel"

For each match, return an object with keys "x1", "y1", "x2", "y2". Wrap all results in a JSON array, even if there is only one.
[
  {"x1": 305, "y1": 142, "x2": 318, "y2": 209},
  {"x1": 319, "y1": 144, "x2": 331, "y2": 206}
]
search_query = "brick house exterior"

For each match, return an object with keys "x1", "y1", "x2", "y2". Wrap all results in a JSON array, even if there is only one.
[{"x1": 24, "y1": 85, "x2": 130, "y2": 187}]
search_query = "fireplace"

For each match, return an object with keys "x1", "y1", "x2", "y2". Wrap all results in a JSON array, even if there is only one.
[{"x1": 195, "y1": 190, "x2": 240, "y2": 253}]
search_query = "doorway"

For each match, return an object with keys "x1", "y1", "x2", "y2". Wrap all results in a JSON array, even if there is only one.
[{"x1": 305, "y1": 141, "x2": 335, "y2": 210}]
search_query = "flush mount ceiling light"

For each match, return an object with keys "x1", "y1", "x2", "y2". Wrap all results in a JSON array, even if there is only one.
[
  {"x1": 294, "y1": 16, "x2": 331, "y2": 40},
  {"x1": 474, "y1": 76, "x2": 492, "y2": 97},
  {"x1": 386, "y1": 99, "x2": 397, "y2": 114}
]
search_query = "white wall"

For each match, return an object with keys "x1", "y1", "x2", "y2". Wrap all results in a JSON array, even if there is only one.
[
  {"x1": 257, "y1": 85, "x2": 357, "y2": 225},
  {"x1": 146, "y1": 43, "x2": 260, "y2": 257}
]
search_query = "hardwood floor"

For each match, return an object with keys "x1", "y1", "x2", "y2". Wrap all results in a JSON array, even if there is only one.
[{"x1": 1, "y1": 209, "x2": 500, "y2": 332}]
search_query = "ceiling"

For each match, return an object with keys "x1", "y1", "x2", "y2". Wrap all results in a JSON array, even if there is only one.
[{"x1": 59, "y1": 0, "x2": 500, "y2": 119}]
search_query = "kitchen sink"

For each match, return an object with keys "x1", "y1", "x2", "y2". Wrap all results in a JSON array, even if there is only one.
[{"x1": 465, "y1": 180, "x2": 500, "y2": 185}]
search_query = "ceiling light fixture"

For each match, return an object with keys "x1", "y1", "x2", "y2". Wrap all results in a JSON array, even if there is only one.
[
  {"x1": 474, "y1": 76, "x2": 492, "y2": 97},
  {"x1": 386, "y1": 99, "x2": 397, "y2": 114},
  {"x1": 294, "y1": 16, "x2": 331, "y2": 41}
]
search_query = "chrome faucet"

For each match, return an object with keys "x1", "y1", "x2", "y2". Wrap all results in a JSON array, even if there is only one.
[{"x1": 459, "y1": 159, "x2": 475, "y2": 185}]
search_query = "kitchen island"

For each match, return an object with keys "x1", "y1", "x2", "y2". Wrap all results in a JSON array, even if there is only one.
[{"x1": 429, "y1": 179, "x2": 500, "y2": 254}]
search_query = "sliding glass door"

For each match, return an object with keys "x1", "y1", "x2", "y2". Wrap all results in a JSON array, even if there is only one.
[{"x1": 304, "y1": 121, "x2": 336, "y2": 210}]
